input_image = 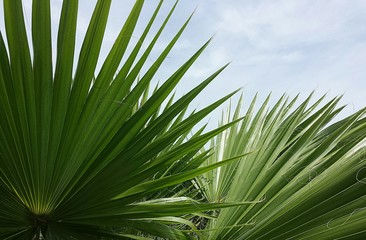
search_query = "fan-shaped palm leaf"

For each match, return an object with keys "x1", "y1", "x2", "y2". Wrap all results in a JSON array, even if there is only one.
[{"x1": 0, "y1": 1, "x2": 245, "y2": 239}]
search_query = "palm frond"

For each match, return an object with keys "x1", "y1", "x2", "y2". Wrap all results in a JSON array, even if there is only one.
[
  {"x1": 197, "y1": 94, "x2": 366, "y2": 239},
  {"x1": 0, "y1": 1, "x2": 240, "y2": 238}
]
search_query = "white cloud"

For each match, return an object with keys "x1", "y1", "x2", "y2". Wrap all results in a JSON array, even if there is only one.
[{"x1": 216, "y1": 0, "x2": 366, "y2": 49}]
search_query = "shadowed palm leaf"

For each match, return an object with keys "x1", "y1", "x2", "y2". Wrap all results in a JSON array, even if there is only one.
[{"x1": 0, "y1": 0, "x2": 244, "y2": 239}]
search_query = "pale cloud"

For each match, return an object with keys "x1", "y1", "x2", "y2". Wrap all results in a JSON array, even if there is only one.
[
  {"x1": 216, "y1": 0, "x2": 366, "y2": 48},
  {"x1": 238, "y1": 51, "x2": 304, "y2": 64},
  {"x1": 194, "y1": 0, "x2": 366, "y2": 119}
]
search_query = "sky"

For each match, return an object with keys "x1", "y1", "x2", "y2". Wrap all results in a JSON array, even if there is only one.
[{"x1": 1, "y1": 0, "x2": 366, "y2": 127}]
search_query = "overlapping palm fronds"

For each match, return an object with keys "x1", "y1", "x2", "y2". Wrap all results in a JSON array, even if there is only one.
[
  {"x1": 197, "y1": 94, "x2": 366, "y2": 239},
  {"x1": 0, "y1": 1, "x2": 245, "y2": 239},
  {"x1": 2, "y1": 0, "x2": 366, "y2": 239}
]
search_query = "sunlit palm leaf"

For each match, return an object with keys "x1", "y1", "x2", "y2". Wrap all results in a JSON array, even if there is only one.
[{"x1": 197, "y1": 94, "x2": 366, "y2": 239}]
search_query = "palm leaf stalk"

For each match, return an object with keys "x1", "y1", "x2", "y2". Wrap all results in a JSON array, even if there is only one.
[
  {"x1": 0, "y1": 0, "x2": 247, "y2": 239},
  {"x1": 196, "y1": 93, "x2": 366, "y2": 239}
]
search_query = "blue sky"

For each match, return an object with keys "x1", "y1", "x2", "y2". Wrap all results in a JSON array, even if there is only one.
[{"x1": 1, "y1": 0, "x2": 366, "y2": 126}]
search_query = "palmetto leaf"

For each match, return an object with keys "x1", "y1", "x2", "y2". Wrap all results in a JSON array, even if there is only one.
[
  {"x1": 0, "y1": 0, "x2": 243, "y2": 239},
  {"x1": 196, "y1": 94, "x2": 366, "y2": 239}
]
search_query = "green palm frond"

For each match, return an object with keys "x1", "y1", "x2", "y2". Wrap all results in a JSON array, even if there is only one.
[
  {"x1": 0, "y1": 1, "x2": 242, "y2": 239},
  {"x1": 197, "y1": 93, "x2": 366, "y2": 239}
]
